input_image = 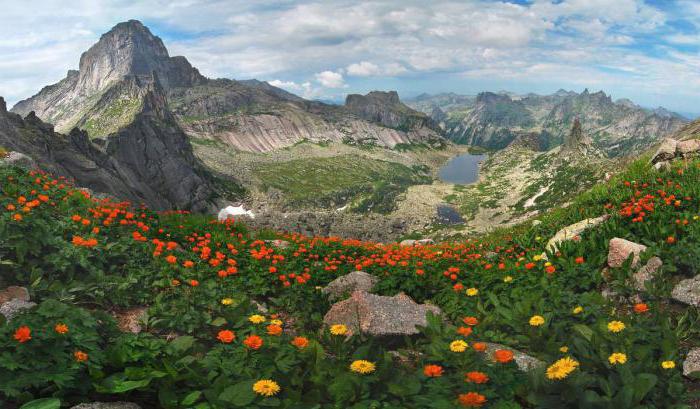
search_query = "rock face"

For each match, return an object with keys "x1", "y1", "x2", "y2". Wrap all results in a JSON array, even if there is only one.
[
  {"x1": 481, "y1": 342, "x2": 544, "y2": 371},
  {"x1": 322, "y1": 271, "x2": 378, "y2": 301},
  {"x1": 607, "y1": 238, "x2": 647, "y2": 268},
  {"x1": 632, "y1": 257, "x2": 663, "y2": 291},
  {"x1": 0, "y1": 80, "x2": 219, "y2": 212},
  {"x1": 671, "y1": 275, "x2": 700, "y2": 307},
  {"x1": 345, "y1": 91, "x2": 441, "y2": 134},
  {"x1": 407, "y1": 90, "x2": 687, "y2": 156},
  {"x1": 649, "y1": 137, "x2": 700, "y2": 164},
  {"x1": 323, "y1": 290, "x2": 441, "y2": 336},
  {"x1": 546, "y1": 215, "x2": 610, "y2": 252},
  {"x1": 12, "y1": 20, "x2": 445, "y2": 153},
  {"x1": 651, "y1": 138, "x2": 679, "y2": 164},
  {"x1": 1, "y1": 151, "x2": 36, "y2": 170}
]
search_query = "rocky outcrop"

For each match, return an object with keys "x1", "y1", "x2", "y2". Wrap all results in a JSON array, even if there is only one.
[
  {"x1": 0, "y1": 286, "x2": 29, "y2": 305},
  {"x1": 480, "y1": 342, "x2": 544, "y2": 371},
  {"x1": 322, "y1": 271, "x2": 378, "y2": 301},
  {"x1": 632, "y1": 257, "x2": 663, "y2": 291},
  {"x1": 345, "y1": 91, "x2": 442, "y2": 134},
  {"x1": 0, "y1": 286, "x2": 36, "y2": 322},
  {"x1": 0, "y1": 151, "x2": 36, "y2": 170},
  {"x1": 607, "y1": 238, "x2": 647, "y2": 268},
  {"x1": 683, "y1": 348, "x2": 700, "y2": 377},
  {"x1": 671, "y1": 275, "x2": 700, "y2": 307},
  {"x1": 323, "y1": 290, "x2": 441, "y2": 336},
  {"x1": 650, "y1": 138, "x2": 700, "y2": 164},
  {"x1": 546, "y1": 215, "x2": 610, "y2": 252},
  {"x1": 651, "y1": 138, "x2": 679, "y2": 164}
]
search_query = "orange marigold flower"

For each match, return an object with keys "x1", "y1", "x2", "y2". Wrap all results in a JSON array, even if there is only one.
[
  {"x1": 171, "y1": 279, "x2": 181, "y2": 286},
  {"x1": 54, "y1": 323, "x2": 69, "y2": 334},
  {"x1": 472, "y1": 342, "x2": 487, "y2": 352},
  {"x1": 267, "y1": 324, "x2": 283, "y2": 336},
  {"x1": 494, "y1": 349, "x2": 514, "y2": 363},
  {"x1": 165, "y1": 255, "x2": 177, "y2": 264},
  {"x1": 545, "y1": 265, "x2": 556, "y2": 274},
  {"x1": 217, "y1": 330, "x2": 236, "y2": 343},
  {"x1": 13, "y1": 326, "x2": 31, "y2": 343},
  {"x1": 423, "y1": 364, "x2": 444, "y2": 377},
  {"x1": 12, "y1": 213, "x2": 22, "y2": 221},
  {"x1": 189, "y1": 279, "x2": 199, "y2": 287},
  {"x1": 465, "y1": 371, "x2": 489, "y2": 384},
  {"x1": 291, "y1": 336, "x2": 309, "y2": 349},
  {"x1": 458, "y1": 392, "x2": 487, "y2": 407},
  {"x1": 462, "y1": 316, "x2": 479, "y2": 326},
  {"x1": 667, "y1": 236, "x2": 676, "y2": 244},
  {"x1": 183, "y1": 260, "x2": 194, "y2": 268},
  {"x1": 74, "y1": 350, "x2": 89, "y2": 362},
  {"x1": 457, "y1": 326, "x2": 473, "y2": 337},
  {"x1": 243, "y1": 335, "x2": 263, "y2": 350},
  {"x1": 633, "y1": 303, "x2": 649, "y2": 313},
  {"x1": 575, "y1": 256, "x2": 585, "y2": 264}
]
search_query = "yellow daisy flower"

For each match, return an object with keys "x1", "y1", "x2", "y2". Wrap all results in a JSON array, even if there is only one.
[
  {"x1": 661, "y1": 361, "x2": 675, "y2": 369},
  {"x1": 466, "y1": 288, "x2": 479, "y2": 296},
  {"x1": 221, "y1": 298, "x2": 234, "y2": 305},
  {"x1": 608, "y1": 352, "x2": 627, "y2": 365},
  {"x1": 529, "y1": 315, "x2": 545, "y2": 326},
  {"x1": 248, "y1": 314, "x2": 266, "y2": 324},
  {"x1": 330, "y1": 324, "x2": 348, "y2": 336},
  {"x1": 546, "y1": 357, "x2": 579, "y2": 380},
  {"x1": 572, "y1": 306, "x2": 583, "y2": 315},
  {"x1": 607, "y1": 321, "x2": 625, "y2": 333},
  {"x1": 450, "y1": 340, "x2": 469, "y2": 352},
  {"x1": 253, "y1": 379, "x2": 280, "y2": 397},
  {"x1": 350, "y1": 360, "x2": 376, "y2": 374}
]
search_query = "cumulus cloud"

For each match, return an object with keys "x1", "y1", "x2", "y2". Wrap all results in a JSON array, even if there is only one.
[
  {"x1": 314, "y1": 70, "x2": 347, "y2": 88},
  {"x1": 346, "y1": 61, "x2": 407, "y2": 76}
]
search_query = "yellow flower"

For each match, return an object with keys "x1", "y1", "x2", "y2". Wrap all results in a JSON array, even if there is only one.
[
  {"x1": 249, "y1": 314, "x2": 266, "y2": 324},
  {"x1": 466, "y1": 288, "x2": 479, "y2": 296},
  {"x1": 546, "y1": 357, "x2": 579, "y2": 380},
  {"x1": 270, "y1": 319, "x2": 283, "y2": 326},
  {"x1": 559, "y1": 346, "x2": 569, "y2": 353},
  {"x1": 608, "y1": 352, "x2": 627, "y2": 365},
  {"x1": 607, "y1": 321, "x2": 625, "y2": 333},
  {"x1": 253, "y1": 379, "x2": 281, "y2": 397},
  {"x1": 572, "y1": 306, "x2": 583, "y2": 315},
  {"x1": 533, "y1": 254, "x2": 543, "y2": 261},
  {"x1": 503, "y1": 276, "x2": 513, "y2": 283},
  {"x1": 221, "y1": 298, "x2": 234, "y2": 305},
  {"x1": 330, "y1": 324, "x2": 348, "y2": 336},
  {"x1": 450, "y1": 340, "x2": 469, "y2": 352},
  {"x1": 529, "y1": 315, "x2": 545, "y2": 326},
  {"x1": 350, "y1": 360, "x2": 376, "y2": 374},
  {"x1": 535, "y1": 236, "x2": 542, "y2": 241},
  {"x1": 661, "y1": 361, "x2": 676, "y2": 369}
]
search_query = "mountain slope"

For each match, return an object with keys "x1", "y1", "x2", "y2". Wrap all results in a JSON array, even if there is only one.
[
  {"x1": 12, "y1": 20, "x2": 443, "y2": 153},
  {"x1": 408, "y1": 89, "x2": 687, "y2": 156}
]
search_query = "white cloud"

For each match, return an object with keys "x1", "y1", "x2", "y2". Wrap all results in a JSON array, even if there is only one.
[
  {"x1": 346, "y1": 61, "x2": 407, "y2": 76},
  {"x1": 314, "y1": 70, "x2": 346, "y2": 88}
]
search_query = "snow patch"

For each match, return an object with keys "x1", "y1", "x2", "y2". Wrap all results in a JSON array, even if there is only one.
[{"x1": 218, "y1": 205, "x2": 256, "y2": 221}]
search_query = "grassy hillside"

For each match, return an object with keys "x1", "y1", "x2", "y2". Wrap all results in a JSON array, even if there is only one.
[{"x1": 0, "y1": 155, "x2": 699, "y2": 408}]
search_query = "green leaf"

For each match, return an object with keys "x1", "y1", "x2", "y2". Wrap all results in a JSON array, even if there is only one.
[
  {"x1": 97, "y1": 374, "x2": 152, "y2": 393},
  {"x1": 219, "y1": 380, "x2": 256, "y2": 407},
  {"x1": 572, "y1": 324, "x2": 594, "y2": 342},
  {"x1": 259, "y1": 397, "x2": 281, "y2": 406},
  {"x1": 211, "y1": 317, "x2": 227, "y2": 326},
  {"x1": 633, "y1": 373, "x2": 657, "y2": 402},
  {"x1": 167, "y1": 336, "x2": 195, "y2": 354},
  {"x1": 20, "y1": 398, "x2": 61, "y2": 409},
  {"x1": 182, "y1": 391, "x2": 202, "y2": 406}
]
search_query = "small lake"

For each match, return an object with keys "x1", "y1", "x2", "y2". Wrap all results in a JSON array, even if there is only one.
[{"x1": 438, "y1": 153, "x2": 487, "y2": 184}]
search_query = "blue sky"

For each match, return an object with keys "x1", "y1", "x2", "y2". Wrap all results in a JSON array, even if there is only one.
[{"x1": 2, "y1": 0, "x2": 700, "y2": 116}]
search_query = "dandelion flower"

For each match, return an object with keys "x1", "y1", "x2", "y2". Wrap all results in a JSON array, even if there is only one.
[
  {"x1": 607, "y1": 321, "x2": 625, "y2": 333},
  {"x1": 249, "y1": 314, "x2": 266, "y2": 324},
  {"x1": 221, "y1": 298, "x2": 234, "y2": 305},
  {"x1": 350, "y1": 360, "x2": 376, "y2": 374},
  {"x1": 466, "y1": 288, "x2": 479, "y2": 296},
  {"x1": 450, "y1": 340, "x2": 468, "y2": 352},
  {"x1": 330, "y1": 324, "x2": 348, "y2": 336},
  {"x1": 529, "y1": 315, "x2": 545, "y2": 326},
  {"x1": 608, "y1": 352, "x2": 627, "y2": 365},
  {"x1": 661, "y1": 361, "x2": 675, "y2": 369},
  {"x1": 546, "y1": 357, "x2": 579, "y2": 380},
  {"x1": 572, "y1": 306, "x2": 583, "y2": 315}
]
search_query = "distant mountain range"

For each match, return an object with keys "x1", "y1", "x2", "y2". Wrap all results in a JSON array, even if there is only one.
[{"x1": 406, "y1": 90, "x2": 688, "y2": 156}]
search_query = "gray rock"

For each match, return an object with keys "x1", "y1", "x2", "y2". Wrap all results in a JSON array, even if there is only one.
[
  {"x1": 1, "y1": 151, "x2": 36, "y2": 170},
  {"x1": 683, "y1": 348, "x2": 700, "y2": 377},
  {"x1": 400, "y1": 239, "x2": 416, "y2": 246},
  {"x1": 546, "y1": 215, "x2": 610, "y2": 252},
  {"x1": 416, "y1": 238, "x2": 435, "y2": 245},
  {"x1": 0, "y1": 286, "x2": 29, "y2": 304},
  {"x1": 322, "y1": 271, "x2": 378, "y2": 301},
  {"x1": 264, "y1": 239, "x2": 291, "y2": 250},
  {"x1": 677, "y1": 139, "x2": 700, "y2": 156},
  {"x1": 608, "y1": 238, "x2": 647, "y2": 268},
  {"x1": 481, "y1": 342, "x2": 544, "y2": 372},
  {"x1": 71, "y1": 403, "x2": 141, "y2": 409},
  {"x1": 323, "y1": 290, "x2": 441, "y2": 337},
  {"x1": 651, "y1": 138, "x2": 678, "y2": 164},
  {"x1": 671, "y1": 275, "x2": 700, "y2": 307},
  {"x1": 0, "y1": 299, "x2": 36, "y2": 321},
  {"x1": 654, "y1": 161, "x2": 671, "y2": 171},
  {"x1": 632, "y1": 257, "x2": 663, "y2": 291},
  {"x1": 532, "y1": 219, "x2": 542, "y2": 226}
]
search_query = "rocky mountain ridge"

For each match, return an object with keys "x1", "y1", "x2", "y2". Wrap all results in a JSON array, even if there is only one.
[
  {"x1": 12, "y1": 20, "x2": 443, "y2": 153},
  {"x1": 407, "y1": 89, "x2": 687, "y2": 156}
]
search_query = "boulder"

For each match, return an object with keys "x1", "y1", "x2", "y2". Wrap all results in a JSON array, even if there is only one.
[
  {"x1": 683, "y1": 348, "x2": 700, "y2": 377},
  {"x1": 480, "y1": 342, "x2": 544, "y2": 371},
  {"x1": 654, "y1": 161, "x2": 671, "y2": 171},
  {"x1": 113, "y1": 307, "x2": 148, "y2": 334},
  {"x1": 71, "y1": 403, "x2": 141, "y2": 409},
  {"x1": 671, "y1": 275, "x2": 700, "y2": 307},
  {"x1": 322, "y1": 271, "x2": 378, "y2": 301},
  {"x1": 0, "y1": 286, "x2": 29, "y2": 305},
  {"x1": 677, "y1": 139, "x2": 700, "y2": 156},
  {"x1": 416, "y1": 238, "x2": 435, "y2": 245},
  {"x1": 1, "y1": 151, "x2": 36, "y2": 170},
  {"x1": 264, "y1": 239, "x2": 291, "y2": 249},
  {"x1": 217, "y1": 205, "x2": 255, "y2": 221},
  {"x1": 323, "y1": 290, "x2": 441, "y2": 337},
  {"x1": 631, "y1": 257, "x2": 662, "y2": 291},
  {"x1": 651, "y1": 138, "x2": 678, "y2": 164},
  {"x1": 546, "y1": 215, "x2": 610, "y2": 252},
  {"x1": 0, "y1": 299, "x2": 36, "y2": 321},
  {"x1": 607, "y1": 238, "x2": 647, "y2": 268}
]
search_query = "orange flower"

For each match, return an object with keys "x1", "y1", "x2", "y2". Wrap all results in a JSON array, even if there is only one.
[
  {"x1": 545, "y1": 265, "x2": 556, "y2": 274},
  {"x1": 423, "y1": 364, "x2": 444, "y2": 377},
  {"x1": 633, "y1": 303, "x2": 649, "y2": 313},
  {"x1": 291, "y1": 336, "x2": 309, "y2": 349},
  {"x1": 183, "y1": 260, "x2": 194, "y2": 268},
  {"x1": 217, "y1": 330, "x2": 236, "y2": 343},
  {"x1": 54, "y1": 323, "x2": 69, "y2": 334},
  {"x1": 267, "y1": 324, "x2": 283, "y2": 336},
  {"x1": 189, "y1": 279, "x2": 199, "y2": 287},
  {"x1": 575, "y1": 257, "x2": 585, "y2": 264},
  {"x1": 666, "y1": 236, "x2": 676, "y2": 244},
  {"x1": 165, "y1": 255, "x2": 177, "y2": 264},
  {"x1": 462, "y1": 316, "x2": 479, "y2": 326},
  {"x1": 457, "y1": 326, "x2": 473, "y2": 337},
  {"x1": 243, "y1": 335, "x2": 264, "y2": 350},
  {"x1": 472, "y1": 342, "x2": 487, "y2": 352},
  {"x1": 465, "y1": 371, "x2": 489, "y2": 384},
  {"x1": 74, "y1": 350, "x2": 89, "y2": 362},
  {"x1": 171, "y1": 279, "x2": 181, "y2": 286},
  {"x1": 458, "y1": 392, "x2": 487, "y2": 407},
  {"x1": 493, "y1": 349, "x2": 514, "y2": 363},
  {"x1": 13, "y1": 326, "x2": 31, "y2": 343},
  {"x1": 12, "y1": 213, "x2": 22, "y2": 221}
]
